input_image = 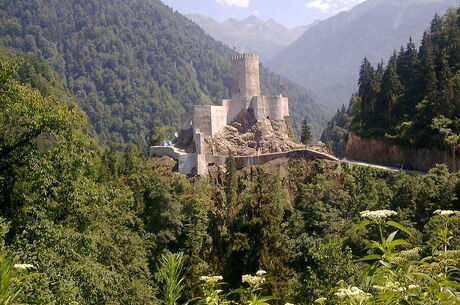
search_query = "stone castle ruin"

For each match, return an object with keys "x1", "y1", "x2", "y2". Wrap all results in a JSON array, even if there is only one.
[
  {"x1": 150, "y1": 54, "x2": 335, "y2": 175},
  {"x1": 189, "y1": 54, "x2": 289, "y2": 137}
]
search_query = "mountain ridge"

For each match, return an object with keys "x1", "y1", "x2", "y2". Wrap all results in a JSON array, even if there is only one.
[
  {"x1": 186, "y1": 13, "x2": 309, "y2": 61},
  {"x1": 268, "y1": 0, "x2": 459, "y2": 110}
]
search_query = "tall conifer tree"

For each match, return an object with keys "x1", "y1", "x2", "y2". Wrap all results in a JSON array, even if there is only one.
[{"x1": 300, "y1": 118, "x2": 313, "y2": 145}]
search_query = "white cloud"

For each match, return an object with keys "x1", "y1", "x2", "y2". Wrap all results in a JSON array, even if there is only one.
[
  {"x1": 306, "y1": 0, "x2": 366, "y2": 13},
  {"x1": 306, "y1": 0, "x2": 330, "y2": 12},
  {"x1": 216, "y1": 0, "x2": 250, "y2": 8},
  {"x1": 337, "y1": 0, "x2": 366, "y2": 5},
  {"x1": 332, "y1": 7, "x2": 348, "y2": 14}
]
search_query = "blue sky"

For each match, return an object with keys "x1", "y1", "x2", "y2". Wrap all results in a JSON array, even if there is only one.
[{"x1": 161, "y1": 0, "x2": 366, "y2": 28}]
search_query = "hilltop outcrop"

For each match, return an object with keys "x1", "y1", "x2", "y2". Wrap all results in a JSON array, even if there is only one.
[{"x1": 205, "y1": 118, "x2": 302, "y2": 156}]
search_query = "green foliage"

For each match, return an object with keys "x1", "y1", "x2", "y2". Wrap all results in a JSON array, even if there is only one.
[
  {"x1": 150, "y1": 125, "x2": 170, "y2": 146},
  {"x1": 225, "y1": 168, "x2": 293, "y2": 302},
  {"x1": 321, "y1": 99, "x2": 353, "y2": 157},
  {"x1": 194, "y1": 272, "x2": 276, "y2": 305},
  {"x1": 0, "y1": 59, "x2": 82, "y2": 175},
  {"x1": 0, "y1": 56, "x2": 155, "y2": 304},
  {"x1": 347, "y1": 8, "x2": 460, "y2": 151},
  {"x1": 224, "y1": 152, "x2": 238, "y2": 208},
  {"x1": 156, "y1": 252, "x2": 186, "y2": 305},
  {"x1": 300, "y1": 118, "x2": 312, "y2": 145},
  {"x1": 317, "y1": 209, "x2": 460, "y2": 304},
  {"x1": 0, "y1": 252, "x2": 40, "y2": 304},
  {"x1": 0, "y1": 46, "x2": 458, "y2": 305}
]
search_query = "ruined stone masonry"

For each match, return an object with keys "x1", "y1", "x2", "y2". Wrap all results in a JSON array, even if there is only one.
[{"x1": 150, "y1": 54, "x2": 336, "y2": 175}]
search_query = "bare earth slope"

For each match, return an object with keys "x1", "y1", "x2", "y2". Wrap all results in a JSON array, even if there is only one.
[{"x1": 205, "y1": 119, "x2": 303, "y2": 156}]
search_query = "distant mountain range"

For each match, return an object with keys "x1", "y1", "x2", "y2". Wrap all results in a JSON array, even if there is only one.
[
  {"x1": 186, "y1": 14, "x2": 314, "y2": 61},
  {"x1": 268, "y1": 0, "x2": 459, "y2": 110}
]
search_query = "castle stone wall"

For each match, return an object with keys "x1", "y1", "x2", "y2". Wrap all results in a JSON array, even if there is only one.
[
  {"x1": 251, "y1": 96, "x2": 268, "y2": 121},
  {"x1": 151, "y1": 53, "x2": 295, "y2": 176},
  {"x1": 250, "y1": 95, "x2": 289, "y2": 121},
  {"x1": 205, "y1": 149, "x2": 338, "y2": 169},
  {"x1": 193, "y1": 106, "x2": 213, "y2": 136},
  {"x1": 193, "y1": 130, "x2": 204, "y2": 154},
  {"x1": 231, "y1": 54, "x2": 260, "y2": 99},
  {"x1": 210, "y1": 106, "x2": 226, "y2": 135},
  {"x1": 150, "y1": 146, "x2": 338, "y2": 176},
  {"x1": 149, "y1": 146, "x2": 207, "y2": 175},
  {"x1": 193, "y1": 105, "x2": 227, "y2": 136},
  {"x1": 266, "y1": 95, "x2": 289, "y2": 120},
  {"x1": 222, "y1": 98, "x2": 251, "y2": 123}
]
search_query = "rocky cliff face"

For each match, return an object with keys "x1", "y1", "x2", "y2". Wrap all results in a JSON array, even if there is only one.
[
  {"x1": 345, "y1": 133, "x2": 459, "y2": 172},
  {"x1": 204, "y1": 118, "x2": 303, "y2": 156}
]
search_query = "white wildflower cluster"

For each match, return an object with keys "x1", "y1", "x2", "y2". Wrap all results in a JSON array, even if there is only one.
[
  {"x1": 335, "y1": 286, "x2": 371, "y2": 301},
  {"x1": 242, "y1": 272, "x2": 266, "y2": 286},
  {"x1": 13, "y1": 263, "x2": 34, "y2": 271},
  {"x1": 200, "y1": 275, "x2": 223, "y2": 285},
  {"x1": 284, "y1": 303, "x2": 295, "y2": 305},
  {"x1": 360, "y1": 210, "x2": 397, "y2": 222},
  {"x1": 256, "y1": 270, "x2": 267, "y2": 276},
  {"x1": 372, "y1": 281, "x2": 418, "y2": 292},
  {"x1": 386, "y1": 247, "x2": 421, "y2": 265},
  {"x1": 434, "y1": 249, "x2": 460, "y2": 259},
  {"x1": 314, "y1": 297, "x2": 327, "y2": 304},
  {"x1": 433, "y1": 210, "x2": 458, "y2": 217}
]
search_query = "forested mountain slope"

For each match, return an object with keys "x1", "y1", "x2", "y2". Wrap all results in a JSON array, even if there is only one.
[
  {"x1": 269, "y1": 0, "x2": 458, "y2": 111},
  {"x1": 350, "y1": 8, "x2": 459, "y2": 150},
  {"x1": 186, "y1": 14, "x2": 308, "y2": 61},
  {"x1": 0, "y1": 0, "x2": 326, "y2": 144},
  {"x1": 322, "y1": 8, "x2": 459, "y2": 158}
]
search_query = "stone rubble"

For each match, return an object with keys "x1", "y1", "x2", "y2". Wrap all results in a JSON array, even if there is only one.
[{"x1": 204, "y1": 118, "x2": 303, "y2": 156}]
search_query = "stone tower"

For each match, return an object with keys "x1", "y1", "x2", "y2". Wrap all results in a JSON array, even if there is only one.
[{"x1": 231, "y1": 54, "x2": 260, "y2": 99}]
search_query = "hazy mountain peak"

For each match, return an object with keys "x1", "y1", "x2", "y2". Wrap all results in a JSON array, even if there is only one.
[
  {"x1": 185, "y1": 13, "x2": 307, "y2": 61},
  {"x1": 242, "y1": 15, "x2": 261, "y2": 22}
]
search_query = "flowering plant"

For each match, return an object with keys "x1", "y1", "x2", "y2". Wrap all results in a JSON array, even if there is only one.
[
  {"x1": 313, "y1": 209, "x2": 460, "y2": 304},
  {"x1": 234, "y1": 270, "x2": 276, "y2": 305},
  {"x1": 194, "y1": 270, "x2": 276, "y2": 305},
  {"x1": 196, "y1": 274, "x2": 231, "y2": 305},
  {"x1": 0, "y1": 251, "x2": 41, "y2": 304}
]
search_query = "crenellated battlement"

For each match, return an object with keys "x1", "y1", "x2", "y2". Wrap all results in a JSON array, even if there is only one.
[{"x1": 231, "y1": 53, "x2": 259, "y2": 61}]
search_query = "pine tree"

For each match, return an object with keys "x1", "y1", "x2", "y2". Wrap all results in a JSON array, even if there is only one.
[
  {"x1": 397, "y1": 38, "x2": 421, "y2": 115},
  {"x1": 357, "y1": 57, "x2": 376, "y2": 123},
  {"x1": 300, "y1": 118, "x2": 312, "y2": 145},
  {"x1": 419, "y1": 31, "x2": 437, "y2": 98},
  {"x1": 225, "y1": 168, "x2": 293, "y2": 300},
  {"x1": 379, "y1": 52, "x2": 404, "y2": 128}
]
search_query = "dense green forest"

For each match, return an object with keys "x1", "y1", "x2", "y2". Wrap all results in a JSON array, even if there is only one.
[
  {"x1": 322, "y1": 8, "x2": 460, "y2": 157},
  {"x1": 0, "y1": 0, "x2": 326, "y2": 144},
  {"x1": 320, "y1": 101, "x2": 353, "y2": 157},
  {"x1": 0, "y1": 53, "x2": 459, "y2": 303}
]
